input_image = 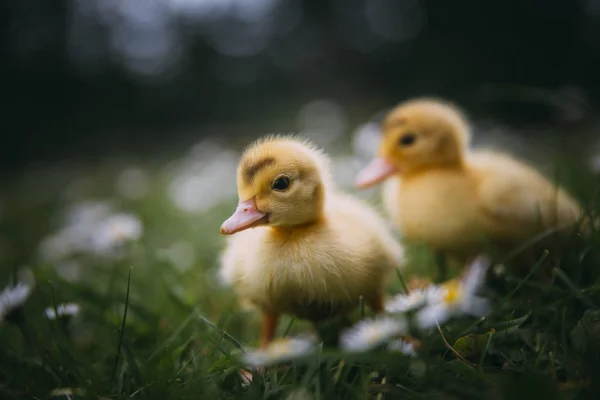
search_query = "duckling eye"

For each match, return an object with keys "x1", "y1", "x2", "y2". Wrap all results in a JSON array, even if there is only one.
[
  {"x1": 399, "y1": 133, "x2": 417, "y2": 146},
  {"x1": 272, "y1": 177, "x2": 291, "y2": 191}
]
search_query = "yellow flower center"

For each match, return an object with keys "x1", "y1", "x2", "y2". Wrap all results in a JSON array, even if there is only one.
[
  {"x1": 442, "y1": 280, "x2": 462, "y2": 305},
  {"x1": 268, "y1": 339, "x2": 292, "y2": 356}
]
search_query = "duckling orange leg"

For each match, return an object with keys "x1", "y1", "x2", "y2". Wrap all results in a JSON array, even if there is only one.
[{"x1": 259, "y1": 313, "x2": 280, "y2": 349}]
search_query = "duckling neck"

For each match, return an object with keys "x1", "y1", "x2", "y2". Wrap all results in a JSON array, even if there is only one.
[
  {"x1": 401, "y1": 157, "x2": 466, "y2": 179},
  {"x1": 269, "y1": 214, "x2": 326, "y2": 236}
]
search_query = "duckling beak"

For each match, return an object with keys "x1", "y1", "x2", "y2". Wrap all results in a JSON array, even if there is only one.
[
  {"x1": 355, "y1": 157, "x2": 398, "y2": 188},
  {"x1": 220, "y1": 198, "x2": 269, "y2": 235}
]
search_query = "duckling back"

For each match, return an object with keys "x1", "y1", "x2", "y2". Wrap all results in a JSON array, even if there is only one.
[{"x1": 469, "y1": 150, "x2": 581, "y2": 235}]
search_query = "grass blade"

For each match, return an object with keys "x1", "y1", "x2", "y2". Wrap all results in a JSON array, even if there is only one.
[
  {"x1": 110, "y1": 266, "x2": 133, "y2": 393},
  {"x1": 395, "y1": 268, "x2": 409, "y2": 294},
  {"x1": 506, "y1": 250, "x2": 549, "y2": 299},
  {"x1": 196, "y1": 312, "x2": 246, "y2": 354},
  {"x1": 553, "y1": 267, "x2": 597, "y2": 309},
  {"x1": 146, "y1": 311, "x2": 197, "y2": 362},
  {"x1": 283, "y1": 318, "x2": 295, "y2": 337}
]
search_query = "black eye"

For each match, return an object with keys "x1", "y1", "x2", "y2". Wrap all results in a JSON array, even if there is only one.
[
  {"x1": 272, "y1": 177, "x2": 290, "y2": 191},
  {"x1": 399, "y1": 133, "x2": 417, "y2": 146}
]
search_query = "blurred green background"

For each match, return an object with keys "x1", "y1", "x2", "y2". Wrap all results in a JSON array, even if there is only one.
[
  {"x1": 2, "y1": 0, "x2": 600, "y2": 267},
  {"x1": 2, "y1": 1, "x2": 600, "y2": 398}
]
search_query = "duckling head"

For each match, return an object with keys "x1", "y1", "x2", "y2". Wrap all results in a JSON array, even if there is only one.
[
  {"x1": 355, "y1": 98, "x2": 471, "y2": 188},
  {"x1": 220, "y1": 136, "x2": 332, "y2": 235}
]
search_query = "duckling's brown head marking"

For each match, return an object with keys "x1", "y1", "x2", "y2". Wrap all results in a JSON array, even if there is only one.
[
  {"x1": 242, "y1": 156, "x2": 276, "y2": 185},
  {"x1": 355, "y1": 98, "x2": 471, "y2": 188},
  {"x1": 221, "y1": 136, "x2": 331, "y2": 234}
]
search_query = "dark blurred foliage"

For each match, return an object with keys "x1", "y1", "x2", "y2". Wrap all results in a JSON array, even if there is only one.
[{"x1": 2, "y1": 0, "x2": 600, "y2": 174}]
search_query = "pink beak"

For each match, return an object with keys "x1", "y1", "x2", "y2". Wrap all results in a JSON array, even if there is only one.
[
  {"x1": 220, "y1": 198, "x2": 269, "y2": 235},
  {"x1": 355, "y1": 157, "x2": 398, "y2": 188}
]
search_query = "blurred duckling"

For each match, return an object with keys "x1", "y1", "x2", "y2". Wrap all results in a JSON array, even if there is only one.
[
  {"x1": 220, "y1": 136, "x2": 404, "y2": 347},
  {"x1": 355, "y1": 98, "x2": 582, "y2": 276}
]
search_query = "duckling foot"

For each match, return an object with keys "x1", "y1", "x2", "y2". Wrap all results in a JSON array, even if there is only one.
[{"x1": 240, "y1": 368, "x2": 253, "y2": 386}]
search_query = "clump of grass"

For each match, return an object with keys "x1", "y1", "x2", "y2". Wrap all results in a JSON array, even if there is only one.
[{"x1": 1, "y1": 143, "x2": 599, "y2": 399}]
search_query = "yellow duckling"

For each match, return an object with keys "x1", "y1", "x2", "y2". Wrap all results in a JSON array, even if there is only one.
[
  {"x1": 355, "y1": 98, "x2": 582, "y2": 272},
  {"x1": 219, "y1": 136, "x2": 404, "y2": 347}
]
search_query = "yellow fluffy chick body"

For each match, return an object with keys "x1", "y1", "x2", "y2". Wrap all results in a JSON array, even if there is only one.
[
  {"x1": 359, "y1": 99, "x2": 582, "y2": 264},
  {"x1": 220, "y1": 136, "x2": 404, "y2": 322}
]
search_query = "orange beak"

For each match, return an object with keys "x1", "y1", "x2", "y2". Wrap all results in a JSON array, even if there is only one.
[
  {"x1": 220, "y1": 198, "x2": 269, "y2": 235},
  {"x1": 355, "y1": 157, "x2": 398, "y2": 189}
]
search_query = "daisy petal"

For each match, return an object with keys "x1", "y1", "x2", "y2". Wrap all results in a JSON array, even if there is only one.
[
  {"x1": 462, "y1": 255, "x2": 490, "y2": 294},
  {"x1": 0, "y1": 283, "x2": 31, "y2": 321},
  {"x1": 385, "y1": 289, "x2": 429, "y2": 313},
  {"x1": 387, "y1": 338, "x2": 417, "y2": 357},
  {"x1": 242, "y1": 336, "x2": 316, "y2": 367},
  {"x1": 416, "y1": 303, "x2": 451, "y2": 330},
  {"x1": 340, "y1": 316, "x2": 407, "y2": 352},
  {"x1": 44, "y1": 303, "x2": 80, "y2": 320}
]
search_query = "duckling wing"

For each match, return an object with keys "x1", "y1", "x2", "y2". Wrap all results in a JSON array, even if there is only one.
[
  {"x1": 327, "y1": 192, "x2": 405, "y2": 268},
  {"x1": 471, "y1": 151, "x2": 581, "y2": 233}
]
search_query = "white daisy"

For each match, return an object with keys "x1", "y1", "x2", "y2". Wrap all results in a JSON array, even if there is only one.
[
  {"x1": 39, "y1": 201, "x2": 144, "y2": 261},
  {"x1": 385, "y1": 286, "x2": 440, "y2": 314},
  {"x1": 243, "y1": 336, "x2": 317, "y2": 367},
  {"x1": 44, "y1": 303, "x2": 80, "y2": 320},
  {"x1": 387, "y1": 338, "x2": 417, "y2": 357},
  {"x1": 416, "y1": 255, "x2": 491, "y2": 329},
  {"x1": 167, "y1": 151, "x2": 238, "y2": 213},
  {"x1": 64, "y1": 201, "x2": 113, "y2": 228},
  {"x1": 340, "y1": 316, "x2": 408, "y2": 352},
  {"x1": 0, "y1": 283, "x2": 31, "y2": 321},
  {"x1": 91, "y1": 213, "x2": 143, "y2": 253}
]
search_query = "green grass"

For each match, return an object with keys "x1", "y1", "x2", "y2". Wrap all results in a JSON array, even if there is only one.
[{"x1": 1, "y1": 138, "x2": 600, "y2": 399}]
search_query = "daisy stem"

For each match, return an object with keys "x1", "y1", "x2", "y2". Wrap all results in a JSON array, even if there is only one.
[{"x1": 436, "y1": 322, "x2": 476, "y2": 368}]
